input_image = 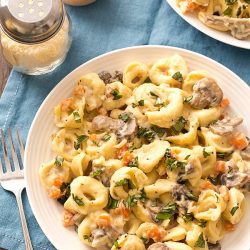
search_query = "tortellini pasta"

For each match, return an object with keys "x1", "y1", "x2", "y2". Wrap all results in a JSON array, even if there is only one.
[{"x1": 39, "y1": 56, "x2": 249, "y2": 250}]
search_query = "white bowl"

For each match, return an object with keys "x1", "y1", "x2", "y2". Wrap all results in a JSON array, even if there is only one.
[
  {"x1": 166, "y1": 0, "x2": 250, "y2": 50},
  {"x1": 25, "y1": 45, "x2": 250, "y2": 250}
]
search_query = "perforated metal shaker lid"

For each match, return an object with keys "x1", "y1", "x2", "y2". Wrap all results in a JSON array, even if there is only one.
[{"x1": 0, "y1": 0, "x2": 64, "y2": 43}]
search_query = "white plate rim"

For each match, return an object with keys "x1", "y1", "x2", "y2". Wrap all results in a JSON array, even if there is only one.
[
  {"x1": 166, "y1": 0, "x2": 250, "y2": 50},
  {"x1": 24, "y1": 45, "x2": 250, "y2": 250}
]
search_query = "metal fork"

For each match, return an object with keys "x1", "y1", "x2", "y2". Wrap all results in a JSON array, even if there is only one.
[{"x1": 0, "y1": 128, "x2": 33, "y2": 250}]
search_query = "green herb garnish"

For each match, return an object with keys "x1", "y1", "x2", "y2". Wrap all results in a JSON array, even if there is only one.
[
  {"x1": 150, "y1": 91, "x2": 158, "y2": 97},
  {"x1": 137, "y1": 127, "x2": 155, "y2": 141},
  {"x1": 115, "y1": 178, "x2": 136, "y2": 189},
  {"x1": 72, "y1": 194, "x2": 85, "y2": 206},
  {"x1": 113, "y1": 240, "x2": 120, "y2": 249},
  {"x1": 74, "y1": 134, "x2": 88, "y2": 150},
  {"x1": 225, "y1": 0, "x2": 237, "y2": 5},
  {"x1": 207, "y1": 175, "x2": 220, "y2": 185},
  {"x1": 169, "y1": 116, "x2": 187, "y2": 135},
  {"x1": 203, "y1": 148, "x2": 212, "y2": 158},
  {"x1": 195, "y1": 233, "x2": 205, "y2": 248},
  {"x1": 126, "y1": 189, "x2": 147, "y2": 208},
  {"x1": 111, "y1": 89, "x2": 123, "y2": 100},
  {"x1": 73, "y1": 111, "x2": 81, "y2": 123},
  {"x1": 230, "y1": 204, "x2": 239, "y2": 215},
  {"x1": 184, "y1": 96, "x2": 193, "y2": 103},
  {"x1": 216, "y1": 151, "x2": 232, "y2": 159},
  {"x1": 186, "y1": 191, "x2": 198, "y2": 202},
  {"x1": 90, "y1": 169, "x2": 103, "y2": 178},
  {"x1": 127, "y1": 156, "x2": 138, "y2": 168},
  {"x1": 156, "y1": 203, "x2": 178, "y2": 220},
  {"x1": 155, "y1": 97, "x2": 163, "y2": 107},
  {"x1": 141, "y1": 236, "x2": 149, "y2": 244},
  {"x1": 223, "y1": 7, "x2": 232, "y2": 16},
  {"x1": 183, "y1": 213, "x2": 194, "y2": 222},
  {"x1": 102, "y1": 134, "x2": 111, "y2": 141},
  {"x1": 151, "y1": 125, "x2": 166, "y2": 137},
  {"x1": 107, "y1": 194, "x2": 119, "y2": 209},
  {"x1": 55, "y1": 156, "x2": 64, "y2": 167},
  {"x1": 172, "y1": 71, "x2": 184, "y2": 82},
  {"x1": 83, "y1": 235, "x2": 92, "y2": 242},
  {"x1": 119, "y1": 113, "x2": 130, "y2": 122},
  {"x1": 138, "y1": 100, "x2": 144, "y2": 106},
  {"x1": 198, "y1": 219, "x2": 207, "y2": 228},
  {"x1": 185, "y1": 155, "x2": 191, "y2": 160}
]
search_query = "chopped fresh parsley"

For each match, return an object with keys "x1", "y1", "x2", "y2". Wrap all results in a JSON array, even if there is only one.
[
  {"x1": 113, "y1": 240, "x2": 120, "y2": 249},
  {"x1": 186, "y1": 191, "x2": 198, "y2": 202},
  {"x1": 119, "y1": 113, "x2": 130, "y2": 122},
  {"x1": 107, "y1": 194, "x2": 119, "y2": 209},
  {"x1": 198, "y1": 219, "x2": 207, "y2": 228},
  {"x1": 115, "y1": 178, "x2": 136, "y2": 189},
  {"x1": 73, "y1": 111, "x2": 81, "y2": 123},
  {"x1": 102, "y1": 133, "x2": 111, "y2": 141},
  {"x1": 57, "y1": 182, "x2": 70, "y2": 205},
  {"x1": 141, "y1": 236, "x2": 149, "y2": 244},
  {"x1": 184, "y1": 96, "x2": 193, "y2": 103},
  {"x1": 72, "y1": 194, "x2": 85, "y2": 206},
  {"x1": 83, "y1": 235, "x2": 92, "y2": 242},
  {"x1": 225, "y1": 0, "x2": 237, "y2": 5},
  {"x1": 132, "y1": 103, "x2": 137, "y2": 108},
  {"x1": 184, "y1": 155, "x2": 191, "y2": 160},
  {"x1": 156, "y1": 203, "x2": 178, "y2": 220},
  {"x1": 207, "y1": 175, "x2": 220, "y2": 185},
  {"x1": 172, "y1": 71, "x2": 184, "y2": 82},
  {"x1": 74, "y1": 134, "x2": 88, "y2": 150},
  {"x1": 236, "y1": 6, "x2": 242, "y2": 16},
  {"x1": 183, "y1": 213, "x2": 194, "y2": 222},
  {"x1": 127, "y1": 156, "x2": 138, "y2": 168},
  {"x1": 151, "y1": 125, "x2": 166, "y2": 137},
  {"x1": 137, "y1": 127, "x2": 155, "y2": 142},
  {"x1": 90, "y1": 169, "x2": 103, "y2": 178},
  {"x1": 111, "y1": 89, "x2": 123, "y2": 100},
  {"x1": 215, "y1": 193, "x2": 220, "y2": 202},
  {"x1": 195, "y1": 233, "x2": 205, "y2": 248},
  {"x1": 150, "y1": 91, "x2": 158, "y2": 97},
  {"x1": 216, "y1": 151, "x2": 232, "y2": 159},
  {"x1": 144, "y1": 77, "x2": 152, "y2": 83},
  {"x1": 168, "y1": 116, "x2": 187, "y2": 135},
  {"x1": 138, "y1": 99, "x2": 144, "y2": 106},
  {"x1": 230, "y1": 204, "x2": 239, "y2": 215},
  {"x1": 126, "y1": 189, "x2": 147, "y2": 208},
  {"x1": 165, "y1": 148, "x2": 187, "y2": 171},
  {"x1": 223, "y1": 7, "x2": 232, "y2": 16},
  {"x1": 203, "y1": 148, "x2": 212, "y2": 158},
  {"x1": 55, "y1": 156, "x2": 64, "y2": 167},
  {"x1": 155, "y1": 97, "x2": 164, "y2": 107}
]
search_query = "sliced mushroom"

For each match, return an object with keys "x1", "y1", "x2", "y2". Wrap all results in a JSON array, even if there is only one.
[
  {"x1": 220, "y1": 171, "x2": 248, "y2": 188},
  {"x1": 190, "y1": 77, "x2": 223, "y2": 109},
  {"x1": 240, "y1": 142, "x2": 250, "y2": 161},
  {"x1": 147, "y1": 243, "x2": 169, "y2": 250},
  {"x1": 144, "y1": 200, "x2": 162, "y2": 223},
  {"x1": 98, "y1": 70, "x2": 123, "y2": 84},
  {"x1": 117, "y1": 115, "x2": 137, "y2": 139},
  {"x1": 92, "y1": 115, "x2": 124, "y2": 131},
  {"x1": 92, "y1": 114, "x2": 137, "y2": 140},
  {"x1": 92, "y1": 228, "x2": 106, "y2": 240},
  {"x1": 208, "y1": 242, "x2": 221, "y2": 250},
  {"x1": 209, "y1": 116, "x2": 243, "y2": 135}
]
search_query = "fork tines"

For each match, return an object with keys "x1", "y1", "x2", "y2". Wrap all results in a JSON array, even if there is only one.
[{"x1": 0, "y1": 128, "x2": 24, "y2": 178}]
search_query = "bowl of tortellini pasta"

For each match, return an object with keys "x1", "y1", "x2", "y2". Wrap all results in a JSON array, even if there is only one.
[{"x1": 24, "y1": 45, "x2": 250, "y2": 250}]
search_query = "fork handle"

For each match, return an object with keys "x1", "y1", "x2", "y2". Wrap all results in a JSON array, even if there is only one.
[{"x1": 15, "y1": 188, "x2": 33, "y2": 250}]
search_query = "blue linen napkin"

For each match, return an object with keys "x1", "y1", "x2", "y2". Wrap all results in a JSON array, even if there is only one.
[{"x1": 0, "y1": 0, "x2": 249, "y2": 249}]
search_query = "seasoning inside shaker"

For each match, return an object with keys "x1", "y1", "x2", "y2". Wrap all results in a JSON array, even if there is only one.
[{"x1": 0, "y1": 0, "x2": 72, "y2": 75}]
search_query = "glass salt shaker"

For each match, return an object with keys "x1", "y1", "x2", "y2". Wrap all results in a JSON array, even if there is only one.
[{"x1": 0, "y1": 0, "x2": 72, "y2": 75}]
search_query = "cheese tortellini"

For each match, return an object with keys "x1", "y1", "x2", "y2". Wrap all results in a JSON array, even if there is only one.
[{"x1": 39, "y1": 55, "x2": 249, "y2": 250}]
